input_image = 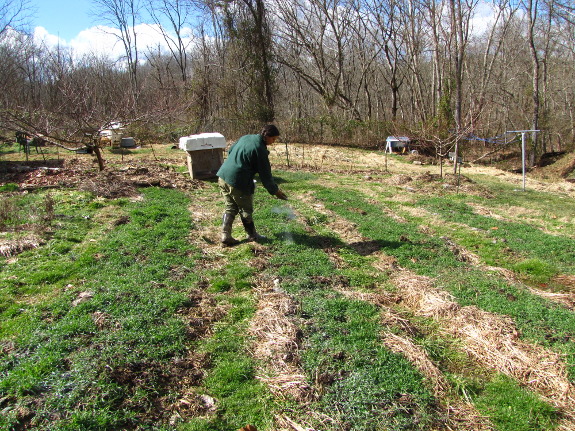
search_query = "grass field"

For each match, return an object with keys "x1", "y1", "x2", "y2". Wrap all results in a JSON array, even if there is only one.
[{"x1": 1, "y1": 142, "x2": 575, "y2": 430}]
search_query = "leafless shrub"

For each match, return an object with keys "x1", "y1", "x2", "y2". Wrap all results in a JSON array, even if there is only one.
[
  {"x1": 0, "y1": 197, "x2": 17, "y2": 230},
  {"x1": 43, "y1": 193, "x2": 55, "y2": 224}
]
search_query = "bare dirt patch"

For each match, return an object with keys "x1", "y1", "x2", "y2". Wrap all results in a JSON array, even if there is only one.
[{"x1": 1, "y1": 157, "x2": 205, "y2": 198}]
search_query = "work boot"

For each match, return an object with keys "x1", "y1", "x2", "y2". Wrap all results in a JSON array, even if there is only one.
[
  {"x1": 221, "y1": 213, "x2": 240, "y2": 246},
  {"x1": 241, "y1": 217, "x2": 266, "y2": 242}
]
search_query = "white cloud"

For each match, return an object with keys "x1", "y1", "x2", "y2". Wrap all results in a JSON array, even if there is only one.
[
  {"x1": 470, "y1": 1, "x2": 498, "y2": 36},
  {"x1": 33, "y1": 23, "x2": 196, "y2": 60},
  {"x1": 69, "y1": 26, "x2": 126, "y2": 58},
  {"x1": 33, "y1": 26, "x2": 66, "y2": 48}
]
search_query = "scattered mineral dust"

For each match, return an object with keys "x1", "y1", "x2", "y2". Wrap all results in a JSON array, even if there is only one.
[{"x1": 272, "y1": 205, "x2": 296, "y2": 243}]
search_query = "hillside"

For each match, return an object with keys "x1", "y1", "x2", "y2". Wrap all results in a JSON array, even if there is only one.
[{"x1": 1, "y1": 142, "x2": 575, "y2": 431}]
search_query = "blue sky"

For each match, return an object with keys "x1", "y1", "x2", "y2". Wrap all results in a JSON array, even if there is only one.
[
  {"x1": 31, "y1": 0, "x2": 95, "y2": 41},
  {"x1": 28, "y1": 0, "x2": 179, "y2": 59},
  {"x1": 28, "y1": 0, "x2": 497, "y2": 60}
]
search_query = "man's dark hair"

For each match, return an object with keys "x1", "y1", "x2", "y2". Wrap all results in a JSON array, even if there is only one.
[{"x1": 260, "y1": 124, "x2": 280, "y2": 138}]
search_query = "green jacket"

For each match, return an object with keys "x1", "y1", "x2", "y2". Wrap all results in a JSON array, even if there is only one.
[{"x1": 217, "y1": 134, "x2": 279, "y2": 195}]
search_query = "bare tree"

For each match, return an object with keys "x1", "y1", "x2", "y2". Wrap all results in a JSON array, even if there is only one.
[
  {"x1": 271, "y1": 0, "x2": 363, "y2": 120},
  {"x1": 422, "y1": 0, "x2": 447, "y2": 122},
  {"x1": 0, "y1": 0, "x2": 31, "y2": 36},
  {"x1": 146, "y1": 0, "x2": 193, "y2": 84},
  {"x1": 525, "y1": 0, "x2": 542, "y2": 165},
  {"x1": 449, "y1": 0, "x2": 477, "y2": 172},
  {"x1": 92, "y1": 0, "x2": 142, "y2": 95},
  {"x1": 2, "y1": 0, "x2": 574, "y2": 158},
  {"x1": 402, "y1": 0, "x2": 433, "y2": 124},
  {"x1": 470, "y1": 0, "x2": 517, "y2": 111},
  {"x1": 211, "y1": 0, "x2": 276, "y2": 122},
  {"x1": 362, "y1": 0, "x2": 406, "y2": 121}
]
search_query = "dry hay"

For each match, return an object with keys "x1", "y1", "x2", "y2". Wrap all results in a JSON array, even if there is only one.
[
  {"x1": 91, "y1": 311, "x2": 118, "y2": 330},
  {"x1": 389, "y1": 174, "x2": 414, "y2": 186},
  {"x1": 0, "y1": 235, "x2": 43, "y2": 257},
  {"x1": 383, "y1": 332, "x2": 495, "y2": 431},
  {"x1": 554, "y1": 274, "x2": 575, "y2": 291},
  {"x1": 185, "y1": 194, "x2": 231, "y2": 265},
  {"x1": 398, "y1": 202, "x2": 438, "y2": 221},
  {"x1": 467, "y1": 202, "x2": 545, "y2": 221},
  {"x1": 297, "y1": 191, "x2": 365, "y2": 245},
  {"x1": 271, "y1": 144, "x2": 383, "y2": 172},
  {"x1": 482, "y1": 265, "x2": 518, "y2": 284},
  {"x1": 443, "y1": 404, "x2": 496, "y2": 431},
  {"x1": 466, "y1": 203, "x2": 504, "y2": 220},
  {"x1": 440, "y1": 236, "x2": 481, "y2": 265},
  {"x1": 363, "y1": 197, "x2": 409, "y2": 223},
  {"x1": 274, "y1": 412, "x2": 343, "y2": 431},
  {"x1": 275, "y1": 414, "x2": 320, "y2": 431},
  {"x1": 528, "y1": 287, "x2": 575, "y2": 310},
  {"x1": 468, "y1": 203, "x2": 575, "y2": 238},
  {"x1": 296, "y1": 191, "x2": 401, "y2": 275},
  {"x1": 188, "y1": 205, "x2": 223, "y2": 254},
  {"x1": 482, "y1": 266, "x2": 575, "y2": 311},
  {"x1": 249, "y1": 276, "x2": 313, "y2": 403},
  {"x1": 371, "y1": 252, "x2": 401, "y2": 273},
  {"x1": 328, "y1": 219, "x2": 364, "y2": 244},
  {"x1": 268, "y1": 143, "x2": 575, "y2": 198},
  {"x1": 393, "y1": 272, "x2": 575, "y2": 427},
  {"x1": 410, "y1": 171, "x2": 487, "y2": 197},
  {"x1": 338, "y1": 288, "x2": 494, "y2": 431},
  {"x1": 471, "y1": 164, "x2": 575, "y2": 198},
  {"x1": 383, "y1": 331, "x2": 449, "y2": 396}
]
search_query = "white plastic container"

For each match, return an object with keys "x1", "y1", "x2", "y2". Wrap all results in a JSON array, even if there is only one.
[
  {"x1": 179, "y1": 133, "x2": 226, "y2": 151},
  {"x1": 179, "y1": 132, "x2": 226, "y2": 179}
]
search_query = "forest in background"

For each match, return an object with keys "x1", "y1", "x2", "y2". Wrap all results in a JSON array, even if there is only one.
[{"x1": 1, "y1": 0, "x2": 574, "y2": 166}]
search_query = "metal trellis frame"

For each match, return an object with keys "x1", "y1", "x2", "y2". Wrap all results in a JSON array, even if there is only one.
[{"x1": 507, "y1": 130, "x2": 541, "y2": 191}]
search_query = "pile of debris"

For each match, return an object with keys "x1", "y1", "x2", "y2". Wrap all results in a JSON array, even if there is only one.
[{"x1": 1, "y1": 158, "x2": 205, "y2": 198}]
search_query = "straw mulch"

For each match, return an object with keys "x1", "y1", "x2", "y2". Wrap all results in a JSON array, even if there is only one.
[
  {"x1": 297, "y1": 191, "x2": 366, "y2": 243},
  {"x1": 0, "y1": 235, "x2": 43, "y2": 257},
  {"x1": 528, "y1": 287, "x2": 575, "y2": 310},
  {"x1": 554, "y1": 274, "x2": 575, "y2": 289},
  {"x1": 249, "y1": 277, "x2": 313, "y2": 403},
  {"x1": 383, "y1": 331, "x2": 449, "y2": 396},
  {"x1": 248, "y1": 276, "x2": 337, "y2": 431},
  {"x1": 393, "y1": 272, "x2": 575, "y2": 429},
  {"x1": 339, "y1": 289, "x2": 494, "y2": 431},
  {"x1": 485, "y1": 266, "x2": 575, "y2": 311}
]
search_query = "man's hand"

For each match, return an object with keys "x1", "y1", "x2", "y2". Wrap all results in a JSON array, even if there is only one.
[{"x1": 275, "y1": 189, "x2": 288, "y2": 200}]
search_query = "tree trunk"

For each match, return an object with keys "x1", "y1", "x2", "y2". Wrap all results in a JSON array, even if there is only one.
[
  {"x1": 93, "y1": 146, "x2": 106, "y2": 171},
  {"x1": 527, "y1": 0, "x2": 540, "y2": 166}
]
